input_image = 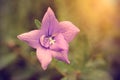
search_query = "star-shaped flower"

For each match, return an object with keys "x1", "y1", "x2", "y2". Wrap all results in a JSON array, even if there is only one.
[{"x1": 17, "y1": 7, "x2": 80, "y2": 70}]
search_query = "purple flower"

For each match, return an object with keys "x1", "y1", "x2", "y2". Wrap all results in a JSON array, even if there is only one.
[{"x1": 17, "y1": 7, "x2": 80, "y2": 70}]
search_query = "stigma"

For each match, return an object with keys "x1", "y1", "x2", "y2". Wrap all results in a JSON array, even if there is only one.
[{"x1": 49, "y1": 37, "x2": 55, "y2": 45}]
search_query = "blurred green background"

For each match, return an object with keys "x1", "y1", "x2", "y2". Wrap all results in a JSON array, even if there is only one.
[{"x1": 0, "y1": 0, "x2": 120, "y2": 80}]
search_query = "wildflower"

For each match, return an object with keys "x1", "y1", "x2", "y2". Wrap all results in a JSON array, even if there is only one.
[{"x1": 17, "y1": 7, "x2": 80, "y2": 70}]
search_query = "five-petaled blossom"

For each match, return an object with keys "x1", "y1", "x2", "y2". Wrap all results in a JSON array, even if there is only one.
[{"x1": 17, "y1": 7, "x2": 80, "y2": 70}]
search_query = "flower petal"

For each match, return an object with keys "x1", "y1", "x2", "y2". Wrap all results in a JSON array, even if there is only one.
[
  {"x1": 36, "y1": 48, "x2": 52, "y2": 70},
  {"x1": 50, "y1": 33, "x2": 70, "y2": 63},
  {"x1": 17, "y1": 30, "x2": 42, "y2": 49},
  {"x1": 51, "y1": 50, "x2": 70, "y2": 64},
  {"x1": 59, "y1": 21, "x2": 80, "y2": 43},
  {"x1": 50, "y1": 33, "x2": 69, "y2": 51},
  {"x1": 41, "y1": 7, "x2": 59, "y2": 36}
]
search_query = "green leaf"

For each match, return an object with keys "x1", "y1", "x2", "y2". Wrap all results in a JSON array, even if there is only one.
[
  {"x1": 85, "y1": 58, "x2": 106, "y2": 69},
  {"x1": 30, "y1": 51, "x2": 36, "y2": 56},
  {"x1": 81, "y1": 70, "x2": 112, "y2": 80},
  {"x1": 34, "y1": 19, "x2": 41, "y2": 28},
  {"x1": 0, "y1": 53, "x2": 17, "y2": 70},
  {"x1": 61, "y1": 74, "x2": 77, "y2": 80}
]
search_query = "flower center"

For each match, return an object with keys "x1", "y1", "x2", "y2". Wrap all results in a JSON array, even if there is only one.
[{"x1": 40, "y1": 35, "x2": 55, "y2": 48}]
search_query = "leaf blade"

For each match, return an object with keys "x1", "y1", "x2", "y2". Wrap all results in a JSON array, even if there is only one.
[{"x1": 34, "y1": 19, "x2": 41, "y2": 29}]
